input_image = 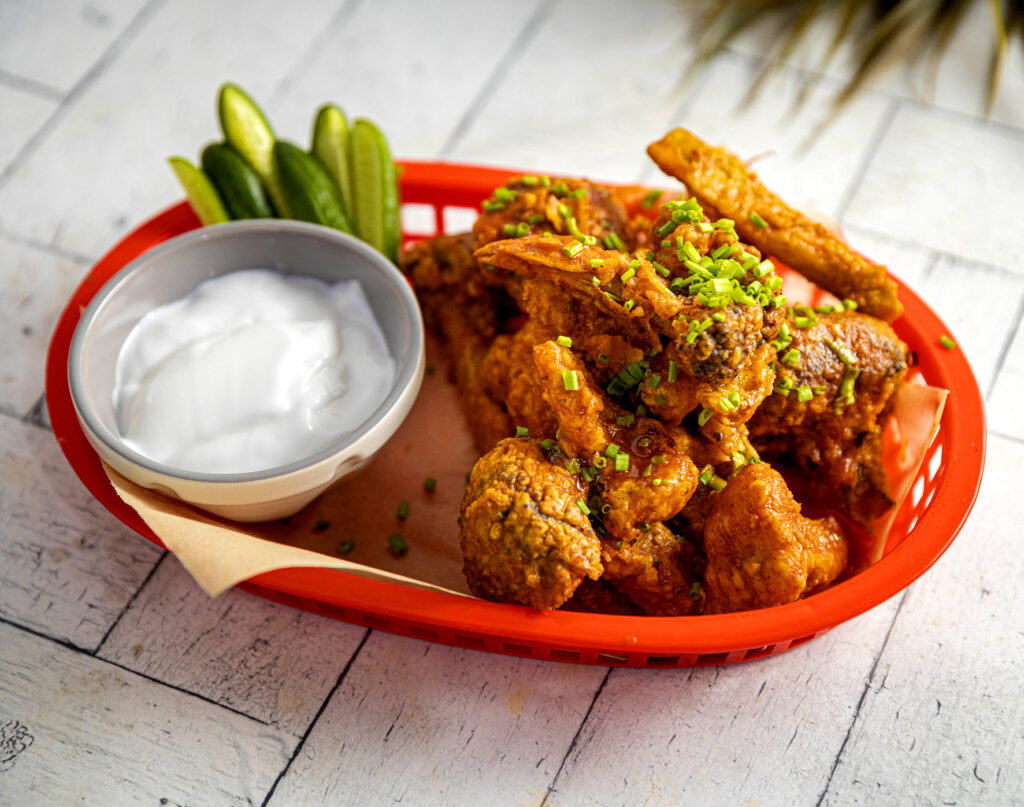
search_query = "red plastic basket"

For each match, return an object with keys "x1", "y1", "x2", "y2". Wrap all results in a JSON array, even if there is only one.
[{"x1": 46, "y1": 161, "x2": 986, "y2": 668}]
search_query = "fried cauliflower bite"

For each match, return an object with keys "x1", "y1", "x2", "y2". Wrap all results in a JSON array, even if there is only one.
[
  {"x1": 703, "y1": 462, "x2": 847, "y2": 613},
  {"x1": 531, "y1": 340, "x2": 704, "y2": 615},
  {"x1": 459, "y1": 438, "x2": 603, "y2": 610},
  {"x1": 749, "y1": 310, "x2": 909, "y2": 526}
]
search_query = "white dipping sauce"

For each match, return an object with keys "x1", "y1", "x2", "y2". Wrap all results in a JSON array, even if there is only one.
[{"x1": 113, "y1": 269, "x2": 396, "y2": 474}]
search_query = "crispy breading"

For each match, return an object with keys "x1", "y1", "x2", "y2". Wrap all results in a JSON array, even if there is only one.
[{"x1": 647, "y1": 128, "x2": 903, "y2": 322}]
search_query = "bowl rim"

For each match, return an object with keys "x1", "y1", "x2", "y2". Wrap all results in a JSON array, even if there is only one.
[{"x1": 67, "y1": 218, "x2": 424, "y2": 484}]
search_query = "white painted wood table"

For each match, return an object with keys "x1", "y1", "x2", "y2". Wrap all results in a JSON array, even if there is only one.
[{"x1": 1, "y1": 1, "x2": 1022, "y2": 804}]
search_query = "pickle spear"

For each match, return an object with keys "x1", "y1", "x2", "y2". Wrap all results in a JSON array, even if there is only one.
[
  {"x1": 201, "y1": 143, "x2": 274, "y2": 219},
  {"x1": 274, "y1": 141, "x2": 353, "y2": 234},
  {"x1": 311, "y1": 104, "x2": 354, "y2": 219},
  {"x1": 167, "y1": 157, "x2": 230, "y2": 225},
  {"x1": 217, "y1": 83, "x2": 289, "y2": 217},
  {"x1": 350, "y1": 118, "x2": 400, "y2": 263}
]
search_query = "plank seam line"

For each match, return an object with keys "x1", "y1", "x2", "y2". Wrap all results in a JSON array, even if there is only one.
[
  {"x1": 989, "y1": 429, "x2": 1024, "y2": 446},
  {"x1": 0, "y1": 227, "x2": 97, "y2": 265},
  {"x1": 0, "y1": 613, "x2": 279, "y2": 728},
  {"x1": 538, "y1": 666, "x2": 613, "y2": 807},
  {"x1": 0, "y1": 0, "x2": 170, "y2": 193},
  {"x1": 269, "y1": 0, "x2": 364, "y2": 104},
  {"x1": 93, "y1": 551, "x2": 169, "y2": 654},
  {"x1": 814, "y1": 588, "x2": 910, "y2": 806},
  {"x1": 985, "y1": 292, "x2": 1024, "y2": 402},
  {"x1": 834, "y1": 96, "x2": 902, "y2": 222},
  {"x1": 0, "y1": 68, "x2": 64, "y2": 102},
  {"x1": 436, "y1": 0, "x2": 557, "y2": 159},
  {"x1": 259, "y1": 627, "x2": 372, "y2": 806}
]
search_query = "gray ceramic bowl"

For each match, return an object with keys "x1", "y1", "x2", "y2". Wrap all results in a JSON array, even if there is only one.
[{"x1": 69, "y1": 219, "x2": 424, "y2": 522}]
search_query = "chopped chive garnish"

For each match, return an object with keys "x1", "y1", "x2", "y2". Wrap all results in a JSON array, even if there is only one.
[
  {"x1": 562, "y1": 242, "x2": 584, "y2": 258},
  {"x1": 576, "y1": 498, "x2": 591, "y2": 515},
  {"x1": 481, "y1": 200, "x2": 505, "y2": 212},
  {"x1": 520, "y1": 175, "x2": 539, "y2": 186},
  {"x1": 939, "y1": 335, "x2": 957, "y2": 350},
  {"x1": 624, "y1": 299, "x2": 635, "y2": 312},
  {"x1": 540, "y1": 438, "x2": 556, "y2": 451},
  {"x1": 597, "y1": 353, "x2": 610, "y2": 364},
  {"x1": 781, "y1": 348, "x2": 800, "y2": 367},
  {"x1": 614, "y1": 453, "x2": 630, "y2": 472},
  {"x1": 424, "y1": 476, "x2": 437, "y2": 492},
  {"x1": 388, "y1": 533, "x2": 409, "y2": 556},
  {"x1": 540, "y1": 175, "x2": 551, "y2": 187},
  {"x1": 824, "y1": 337, "x2": 857, "y2": 367},
  {"x1": 591, "y1": 275, "x2": 601, "y2": 286},
  {"x1": 652, "y1": 261, "x2": 670, "y2": 278},
  {"x1": 603, "y1": 232, "x2": 628, "y2": 252},
  {"x1": 796, "y1": 385, "x2": 813, "y2": 403},
  {"x1": 843, "y1": 298, "x2": 858, "y2": 310},
  {"x1": 641, "y1": 189, "x2": 662, "y2": 209},
  {"x1": 502, "y1": 223, "x2": 517, "y2": 236},
  {"x1": 652, "y1": 478, "x2": 662, "y2": 486},
  {"x1": 605, "y1": 443, "x2": 621, "y2": 458},
  {"x1": 556, "y1": 335, "x2": 573, "y2": 347},
  {"x1": 494, "y1": 187, "x2": 517, "y2": 202},
  {"x1": 589, "y1": 259, "x2": 604, "y2": 270},
  {"x1": 563, "y1": 370, "x2": 579, "y2": 391},
  {"x1": 648, "y1": 373, "x2": 661, "y2": 389},
  {"x1": 528, "y1": 214, "x2": 545, "y2": 225},
  {"x1": 690, "y1": 581, "x2": 702, "y2": 599},
  {"x1": 515, "y1": 426, "x2": 529, "y2": 437},
  {"x1": 698, "y1": 407, "x2": 713, "y2": 426},
  {"x1": 698, "y1": 222, "x2": 714, "y2": 233},
  {"x1": 793, "y1": 315, "x2": 816, "y2": 329},
  {"x1": 594, "y1": 456, "x2": 608, "y2": 468},
  {"x1": 571, "y1": 188, "x2": 587, "y2": 198},
  {"x1": 750, "y1": 212, "x2": 767, "y2": 229},
  {"x1": 668, "y1": 360, "x2": 678, "y2": 382},
  {"x1": 338, "y1": 540, "x2": 355, "y2": 555},
  {"x1": 616, "y1": 414, "x2": 635, "y2": 426},
  {"x1": 397, "y1": 501, "x2": 409, "y2": 520}
]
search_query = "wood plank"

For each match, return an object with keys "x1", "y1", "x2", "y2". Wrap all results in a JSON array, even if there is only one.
[
  {"x1": 818, "y1": 435, "x2": 1024, "y2": 806},
  {"x1": 0, "y1": 416, "x2": 162, "y2": 649},
  {"x1": 843, "y1": 104, "x2": 1024, "y2": 270},
  {"x1": 0, "y1": 237, "x2": 89, "y2": 416},
  {"x1": 987, "y1": 319, "x2": 1024, "y2": 440},
  {"x1": 0, "y1": 85, "x2": 56, "y2": 172},
  {"x1": 271, "y1": 0, "x2": 547, "y2": 162},
  {"x1": 542, "y1": 600, "x2": 901, "y2": 807},
  {"x1": 0, "y1": 620, "x2": 294, "y2": 805},
  {"x1": 99, "y1": 557, "x2": 369, "y2": 736},
  {"x1": 0, "y1": 0, "x2": 149, "y2": 94},
  {"x1": 265, "y1": 632, "x2": 607, "y2": 806},
  {"x1": 449, "y1": 0, "x2": 699, "y2": 182},
  {"x1": 0, "y1": 0, "x2": 344, "y2": 259}
]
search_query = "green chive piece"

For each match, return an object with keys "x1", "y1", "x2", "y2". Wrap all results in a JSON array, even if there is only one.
[
  {"x1": 697, "y1": 222, "x2": 714, "y2": 233},
  {"x1": 750, "y1": 212, "x2": 767, "y2": 229},
  {"x1": 520, "y1": 175, "x2": 539, "y2": 186},
  {"x1": 563, "y1": 370, "x2": 579, "y2": 391},
  {"x1": 577, "y1": 498, "x2": 591, "y2": 515},
  {"x1": 796, "y1": 386, "x2": 813, "y2": 403},
  {"x1": 616, "y1": 414, "x2": 635, "y2": 426},
  {"x1": 614, "y1": 453, "x2": 630, "y2": 472},
  {"x1": 556, "y1": 335, "x2": 573, "y2": 348},
  {"x1": 781, "y1": 348, "x2": 800, "y2": 367},
  {"x1": 502, "y1": 223, "x2": 517, "y2": 236},
  {"x1": 397, "y1": 501, "x2": 409, "y2": 520},
  {"x1": 939, "y1": 335, "x2": 957, "y2": 350},
  {"x1": 482, "y1": 200, "x2": 505, "y2": 212},
  {"x1": 388, "y1": 533, "x2": 408, "y2": 556},
  {"x1": 690, "y1": 581, "x2": 702, "y2": 599},
  {"x1": 641, "y1": 189, "x2": 662, "y2": 209},
  {"x1": 621, "y1": 266, "x2": 636, "y2": 283},
  {"x1": 589, "y1": 259, "x2": 604, "y2": 270},
  {"x1": 698, "y1": 407, "x2": 713, "y2": 426},
  {"x1": 605, "y1": 443, "x2": 621, "y2": 458},
  {"x1": 563, "y1": 242, "x2": 584, "y2": 258},
  {"x1": 424, "y1": 477, "x2": 437, "y2": 492},
  {"x1": 668, "y1": 360, "x2": 678, "y2": 383},
  {"x1": 515, "y1": 426, "x2": 529, "y2": 438},
  {"x1": 598, "y1": 353, "x2": 610, "y2": 364},
  {"x1": 843, "y1": 298, "x2": 858, "y2": 310}
]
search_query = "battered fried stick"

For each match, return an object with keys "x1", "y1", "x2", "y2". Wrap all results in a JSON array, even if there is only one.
[{"x1": 647, "y1": 128, "x2": 903, "y2": 323}]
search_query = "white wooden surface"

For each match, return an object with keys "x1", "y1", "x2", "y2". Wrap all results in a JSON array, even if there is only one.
[{"x1": 1, "y1": 1, "x2": 1021, "y2": 804}]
